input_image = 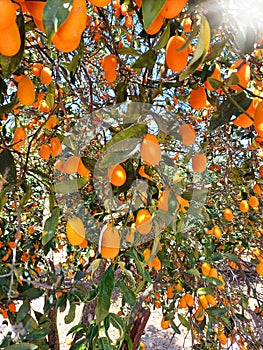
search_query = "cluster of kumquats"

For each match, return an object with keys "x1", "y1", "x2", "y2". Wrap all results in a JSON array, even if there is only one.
[
  {"x1": 1, "y1": 0, "x2": 263, "y2": 348},
  {"x1": 63, "y1": 130, "x2": 206, "y2": 259}
]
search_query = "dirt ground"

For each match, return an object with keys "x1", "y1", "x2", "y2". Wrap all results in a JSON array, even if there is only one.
[{"x1": 53, "y1": 295, "x2": 193, "y2": 350}]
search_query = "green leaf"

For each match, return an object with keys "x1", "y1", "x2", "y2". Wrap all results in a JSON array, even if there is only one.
[
  {"x1": 116, "y1": 279, "x2": 136, "y2": 306},
  {"x1": 95, "y1": 264, "x2": 114, "y2": 324},
  {"x1": 179, "y1": 15, "x2": 210, "y2": 81},
  {"x1": 131, "y1": 50, "x2": 157, "y2": 69},
  {"x1": 115, "y1": 82, "x2": 128, "y2": 104},
  {"x1": 105, "y1": 123, "x2": 148, "y2": 151},
  {"x1": 54, "y1": 176, "x2": 89, "y2": 194},
  {"x1": 202, "y1": 276, "x2": 223, "y2": 286},
  {"x1": 0, "y1": 13, "x2": 25, "y2": 79},
  {"x1": 26, "y1": 327, "x2": 50, "y2": 340},
  {"x1": 16, "y1": 300, "x2": 30, "y2": 323},
  {"x1": 67, "y1": 324, "x2": 86, "y2": 336},
  {"x1": 190, "y1": 15, "x2": 210, "y2": 66},
  {"x1": 154, "y1": 24, "x2": 170, "y2": 51},
  {"x1": 4, "y1": 344, "x2": 38, "y2": 350},
  {"x1": 108, "y1": 313, "x2": 124, "y2": 338},
  {"x1": 178, "y1": 314, "x2": 190, "y2": 330},
  {"x1": 204, "y1": 40, "x2": 226, "y2": 62},
  {"x1": 224, "y1": 252, "x2": 239, "y2": 262},
  {"x1": 118, "y1": 47, "x2": 139, "y2": 56},
  {"x1": 170, "y1": 320, "x2": 181, "y2": 334},
  {"x1": 43, "y1": 0, "x2": 74, "y2": 42},
  {"x1": 20, "y1": 183, "x2": 32, "y2": 207},
  {"x1": 186, "y1": 268, "x2": 200, "y2": 277},
  {"x1": 209, "y1": 92, "x2": 252, "y2": 131},
  {"x1": 210, "y1": 252, "x2": 223, "y2": 261},
  {"x1": 99, "y1": 138, "x2": 140, "y2": 169},
  {"x1": 64, "y1": 303, "x2": 76, "y2": 324},
  {"x1": 206, "y1": 307, "x2": 227, "y2": 317},
  {"x1": 20, "y1": 288, "x2": 45, "y2": 300},
  {"x1": 0, "y1": 187, "x2": 8, "y2": 210},
  {"x1": 97, "y1": 337, "x2": 114, "y2": 350},
  {"x1": 142, "y1": 0, "x2": 166, "y2": 31},
  {"x1": 0, "y1": 149, "x2": 17, "y2": 183},
  {"x1": 207, "y1": 77, "x2": 223, "y2": 90},
  {"x1": 196, "y1": 287, "x2": 214, "y2": 295},
  {"x1": 46, "y1": 82, "x2": 55, "y2": 109},
  {"x1": 42, "y1": 207, "x2": 60, "y2": 245}
]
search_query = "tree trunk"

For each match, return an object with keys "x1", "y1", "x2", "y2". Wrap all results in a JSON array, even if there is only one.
[{"x1": 48, "y1": 306, "x2": 60, "y2": 350}]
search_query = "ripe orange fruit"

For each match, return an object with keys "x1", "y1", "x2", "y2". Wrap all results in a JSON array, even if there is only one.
[
  {"x1": 166, "y1": 285, "x2": 175, "y2": 299},
  {"x1": 0, "y1": 22, "x2": 21, "y2": 57},
  {"x1": 165, "y1": 35, "x2": 189, "y2": 72},
  {"x1": 218, "y1": 331, "x2": 227, "y2": 345},
  {"x1": 63, "y1": 155, "x2": 80, "y2": 174},
  {"x1": 100, "y1": 223, "x2": 120, "y2": 259},
  {"x1": 52, "y1": 0, "x2": 87, "y2": 52},
  {"x1": 40, "y1": 67, "x2": 52, "y2": 85},
  {"x1": 140, "y1": 133, "x2": 161, "y2": 166},
  {"x1": 239, "y1": 200, "x2": 249, "y2": 213},
  {"x1": 253, "y1": 183, "x2": 262, "y2": 197},
  {"x1": 25, "y1": 0, "x2": 45, "y2": 20},
  {"x1": 217, "y1": 275, "x2": 225, "y2": 289},
  {"x1": 254, "y1": 100, "x2": 263, "y2": 137},
  {"x1": 31, "y1": 62, "x2": 43, "y2": 77},
  {"x1": 50, "y1": 137, "x2": 62, "y2": 157},
  {"x1": 201, "y1": 262, "x2": 211, "y2": 276},
  {"x1": 213, "y1": 225, "x2": 222, "y2": 238},
  {"x1": 45, "y1": 115, "x2": 57, "y2": 129},
  {"x1": 158, "y1": 188, "x2": 171, "y2": 211},
  {"x1": 149, "y1": 256, "x2": 162, "y2": 271},
  {"x1": 178, "y1": 123, "x2": 196, "y2": 145},
  {"x1": 199, "y1": 295, "x2": 209, "y2": 309},
  {"x1": 184, "y1": 293, "x2": 194, "y2": 307},
  {"x1": 192, "y1": 152, "x2": 207, "y2": 173},
  {"x1": 248, "y1": 195, "x2": 259, "y2": 208},
  {"x1": 229, "y1": 59, "x2": 251, "y2": 91},
  {"x1": 206, "y1": 294, "x2": 217, "y2": 306},
  {"x1": 52, "y1": 34, "x2": 80, "y2": 52},
  {"x1": 160, "y1": 0, "x2": 187, "y2": 18},
  {"x1": 13, "y1": 126, "x2": 26, "y2": 151},
  {"x1": 77, "y1": 158, "x2": 90, "y2": 176},
  {"x1": 145, "y1": 13, "x2": 164, "y2": 35},
  {"x1": 17, "y1": 76, "x2": 36, "y2": 106},
  {"x1": 104, "y1": 70, "x2": 117, "y2": 83},
  {"x1": 0, "y1": 0, "x2": 17, "y2": 30},
  {"x1": 39, "y1": 144, "x2": 51, "y2": 160},
  {"x1": 102, "y1": 54, "x2": 118, "y2": 71},
  {"x1": 223, "y1": 207, "x2": 233, "y2": 221},
  {"x1": 209, "y1": 267, "x2": 218, "y2": 279},
  {"x1": 143, "y1": 247, "x2": 151, "y2": 262},
  {"x1": 136, "y1": 208, "x2": 152, "y2": 234},
  {"x1": 161, "y1": 316, "x2": 170, "y2": 329},
  {"x1": 8, "y1": 302, "x2": 16, "y2": 313},
  {"x1": 256, "y1": 262, "x2": 263, "y2": 275},
  {"x1": 195, "y1": 305, "x2": 205, "y2": 322},
  {"x1": 108, "y1": 164, "x2": 126, "y2": 186},
  {"x1": 204, "y1": 63, "x2": 221, "y2": 91},
  {"x1": 178, "y1": 295, "x2": 187, "y2": 308},
  {"x1": 89, "y1": 0, "x2": 111, "y2": 7},
  {"x1": 190, "y1": 86, "x2": 207, "y2": 110},
  {"x1": 233, "y1": 97, "x2": 259, "y2": 128},
  {"x1": 66, "y1": 217, "x2": 86, "y2": 246}
]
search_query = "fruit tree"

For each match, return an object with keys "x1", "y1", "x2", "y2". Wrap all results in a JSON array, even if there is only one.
[{"x1": 0, "y1": 0, "x2": 263, "y2": 349}]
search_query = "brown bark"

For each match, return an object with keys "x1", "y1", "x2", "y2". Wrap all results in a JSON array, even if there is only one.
[{"x1": 48, "y1": 306, "x2": 60, "y2": 350}]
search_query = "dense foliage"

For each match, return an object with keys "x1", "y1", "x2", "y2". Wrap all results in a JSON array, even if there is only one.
[{"x1": 0, "y1": 0, "x2": 263, "y2": 349}]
